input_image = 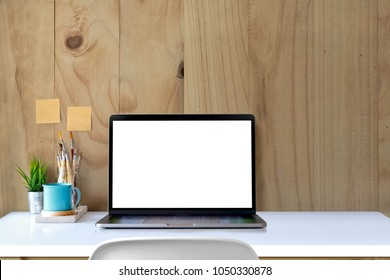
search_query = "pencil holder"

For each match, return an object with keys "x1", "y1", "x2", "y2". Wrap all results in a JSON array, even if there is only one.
[{"x1": 51, "y1": 141, "x2": 82, "y2": 188}]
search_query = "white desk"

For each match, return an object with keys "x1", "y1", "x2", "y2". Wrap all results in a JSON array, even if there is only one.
[{"x1": 1, "y1": 212, "x2": 390, "y2": 259}]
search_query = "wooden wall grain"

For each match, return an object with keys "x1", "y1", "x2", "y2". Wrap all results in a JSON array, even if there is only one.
[
  {"x1": 379, "y1": 0, "x2": 390, "y2": 217},
  {"x1": 0, "y1": 0, "x2": 389, "y2": 216},
  {"x1": 249, "y1": 0, "x2": 315, "y2": 210},
  {"x1": 55, "y1": 0, "x2": 120, "y2": 214},
  {"x1": 0, "y1": 0, "x2": 55, "y2": 215}
]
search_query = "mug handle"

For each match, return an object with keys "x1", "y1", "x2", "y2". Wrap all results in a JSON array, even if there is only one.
[{"x1": 72, "y1": 187, "x2": 81, "y2": 208}]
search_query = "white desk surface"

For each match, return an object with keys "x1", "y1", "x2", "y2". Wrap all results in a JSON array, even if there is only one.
[{"x1": 1, "y1": 211, "x2": 390, "y2": 258}]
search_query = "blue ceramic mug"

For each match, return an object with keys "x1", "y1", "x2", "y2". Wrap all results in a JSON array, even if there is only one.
[{"x1": 43, "y1": 183, "x2": 81, "y2": 211}]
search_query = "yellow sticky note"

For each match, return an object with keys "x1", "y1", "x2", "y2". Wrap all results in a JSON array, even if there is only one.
[
  {"x1": 67, "y1": 107, "x2": 92, "y2": 131},
  {"x1": 36, "y1": 99, "x2": 60, "y2": 124}
]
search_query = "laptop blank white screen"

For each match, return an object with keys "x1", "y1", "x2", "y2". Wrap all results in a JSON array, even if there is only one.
[{"x1": 112, "y1": 120, "x2": 252, "y2": 208}]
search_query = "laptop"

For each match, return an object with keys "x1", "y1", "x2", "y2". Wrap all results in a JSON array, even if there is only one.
[{"x1": 96, "y1": 114, "x2": 266, "y2": 228}]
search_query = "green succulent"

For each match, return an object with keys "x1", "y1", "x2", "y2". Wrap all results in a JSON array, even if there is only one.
[{"x1": 15, "y1": 157, "x2": 48, "y2": 192}]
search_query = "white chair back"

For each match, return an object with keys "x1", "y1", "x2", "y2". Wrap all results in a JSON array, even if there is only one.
[{"x1": 89, "y1": 237, "x2": 258, "y2": 260}]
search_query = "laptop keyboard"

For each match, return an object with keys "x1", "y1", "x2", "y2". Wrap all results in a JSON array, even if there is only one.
[{"x1": 144, "y1": 215, "x2": 220, "y2": 224}]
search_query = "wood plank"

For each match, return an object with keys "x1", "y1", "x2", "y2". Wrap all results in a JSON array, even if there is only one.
[
  {"x1": 120, "y1": 0, "x2": 184, "y2": 113},
  {"x1": 55, "y1": 0, "x2": 119, "y2": 211},
  {"x1": 379, "y1": 0, "x2": 390, "y2": 216},
  {"x1": 313, "y1": 0, "x2": 325, "y2": 210},
  {"x1": 249, "y1": 0, "x2": 314, "y2": 210},
  {"x1": 321, "y1": 0, "x2": 378, "y2": 210},
  {"x1": 0, "y1": 0, "x2": 54, "y2": 216},
  {"x1": 184, "y1": 0, "x2": 249, "y2": 113}
]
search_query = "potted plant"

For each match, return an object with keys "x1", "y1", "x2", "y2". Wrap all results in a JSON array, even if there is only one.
[{"x1": 15, "y1": 157, "x2": 48, "y2": 214}]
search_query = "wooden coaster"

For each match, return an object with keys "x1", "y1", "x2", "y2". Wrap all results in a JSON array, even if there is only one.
[
  {"x1": 35, "y1": 205, "x2": 88, "y2": 223},
  {"x1": 41, "y1": 209, "x2": 76, "y2": 217}
]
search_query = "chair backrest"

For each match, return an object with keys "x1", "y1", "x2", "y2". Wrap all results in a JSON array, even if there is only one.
[{"x1": 89, "y1": 237, "x2": 258, "y2": 260}]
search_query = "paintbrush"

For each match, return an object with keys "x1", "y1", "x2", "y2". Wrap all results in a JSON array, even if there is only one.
[
  {"x1": 65, "y1": 154, "x2": 73, "y2": 184},
  {"x1": 58, "y1": 131, "x2": 65, "y2": 154},
  {"x1": 70, "y1": 131, "x2": 74, "y2": 160}
]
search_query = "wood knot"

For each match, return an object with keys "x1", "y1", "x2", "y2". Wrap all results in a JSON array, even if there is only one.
[
  {"x1": 66, "y1": 34, "x2": 83, "y2": 50},
  {"x1": 60, "y1": 30, "x2": 93, "y2": 57},
  {"x1": 65, "y1": 33, "x2": 83, "y2": 50},
  {"x1": 177, "y1": 61, "x2": 184, "y2": 79}
]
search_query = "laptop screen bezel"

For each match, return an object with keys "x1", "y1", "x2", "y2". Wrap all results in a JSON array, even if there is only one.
[{"x1": 108, "y1": 114, "x2": 256, "y2": 216}]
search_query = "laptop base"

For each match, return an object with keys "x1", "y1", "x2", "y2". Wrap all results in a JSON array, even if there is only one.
[{"x1": 96, "y1": 214, "x2": 267, "y2": 229}]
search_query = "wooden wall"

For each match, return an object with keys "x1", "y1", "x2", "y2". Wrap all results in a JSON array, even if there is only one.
[{"x1": 1, "y1": 0, "x2": 389, "y2": 217}]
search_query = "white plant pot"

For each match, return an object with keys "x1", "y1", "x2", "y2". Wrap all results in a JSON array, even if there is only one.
[{"x1": 28, "y1": 191, "x2": 43, "y2": 214}]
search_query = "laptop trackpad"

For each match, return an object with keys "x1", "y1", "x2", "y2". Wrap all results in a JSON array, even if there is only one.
[{"x1": 144, "y1": 217, "x2": 219, "y2": 225}]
